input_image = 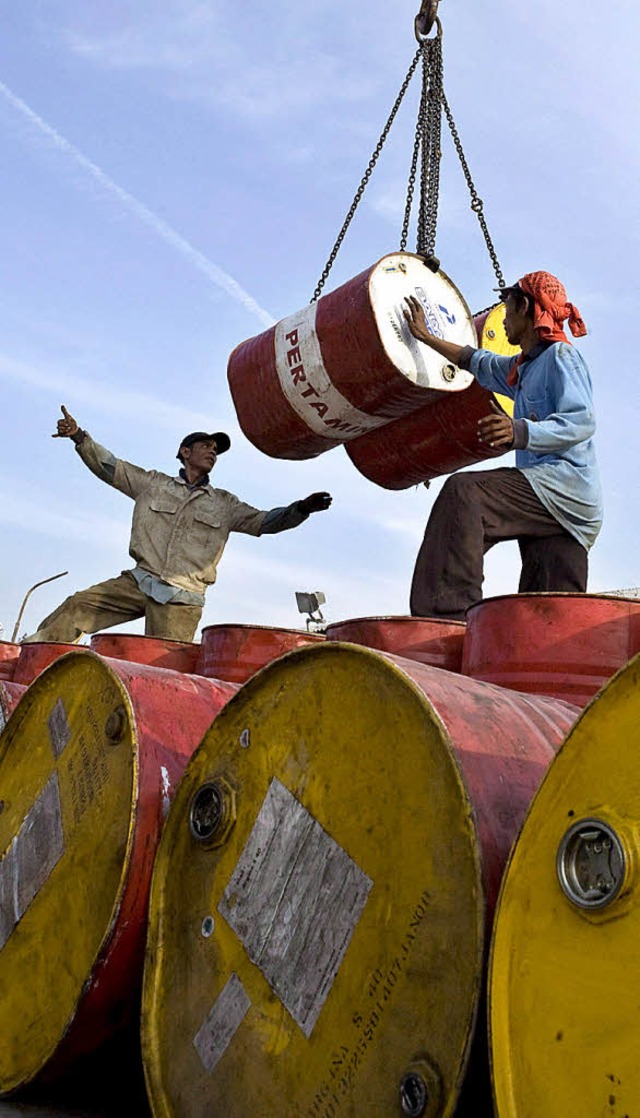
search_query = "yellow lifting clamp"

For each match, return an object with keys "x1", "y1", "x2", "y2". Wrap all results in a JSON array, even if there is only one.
[{"x1": 415, "y1": 0, "x2": 440, "y2": 40}]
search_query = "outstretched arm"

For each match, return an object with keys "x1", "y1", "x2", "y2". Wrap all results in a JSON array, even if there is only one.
[
  {"x1": 261, "y1": 492, "x2": 332, "y2": 535},
  {"x1": 51, "y1": 404, "x2": 152, "y2": 498}
]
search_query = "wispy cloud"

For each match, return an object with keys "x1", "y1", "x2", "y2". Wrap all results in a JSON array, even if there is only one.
[
  {"x1": 59, "y1": 1, "x2": 378, "y2": 120},
  {"x1": 0, "y1": 352, "x2": 215, "y2": 432},
  {"x1": 0, "y1": 79, "x2": 275, "y2": 328},
  {"x1": 0, "y1": 481, "x2": 129, "y2": 552}
]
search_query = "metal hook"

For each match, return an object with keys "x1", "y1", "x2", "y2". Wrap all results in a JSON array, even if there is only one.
[{"x1": 414, "y1": 0, "x2": 441, "y2": 41}]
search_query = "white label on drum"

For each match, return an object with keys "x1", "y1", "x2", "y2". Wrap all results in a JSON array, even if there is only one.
[
  {"x1": 218, "y1": 777, "x2": 373, "y2": 1038},
  {"x1": 0, "y1": 772, "x2": 65, "y2": 952},
  {"x1": 193, "y1": 972, "x2": 251, "y2": 1075},
  {"x1": 371, "y1": 254, "x2": 476, "y2": 390},
  {"x1": 274, "y1": 303, "x2": 388, "y2": 441},
  {"x1": 48, "y1": 697, "x2": 71, "y2": 760}
]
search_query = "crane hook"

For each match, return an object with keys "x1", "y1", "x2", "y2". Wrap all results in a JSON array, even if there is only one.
[{"x1": 414, "y1": 0, "x2": 441, "y2": 41}]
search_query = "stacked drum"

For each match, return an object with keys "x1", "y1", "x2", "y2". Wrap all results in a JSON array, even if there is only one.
[
  {"x1": 0, "y1": 594, "x2": 638, "y2": 1116},
  {"x1": 228, "y1": 253, "x2": 476, "y2": 461}
]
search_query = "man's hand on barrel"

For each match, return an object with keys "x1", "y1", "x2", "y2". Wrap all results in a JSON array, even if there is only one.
[
  {"x1": 478, "y1": 401, "x2": 514, "y2": 450},
  {"x1": 403, "y1": 295, "x2": 433, "y2": 343},
  {"x1": 52, "y1": 405, "x2": 80, "y2": 439},
  {"x1": 298, "y1": 492, "x2": 333, "y2": 515}
]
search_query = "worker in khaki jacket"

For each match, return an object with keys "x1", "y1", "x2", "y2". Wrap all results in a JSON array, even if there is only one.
[{"x1": 25, "y1": 407, "x2": 333, "y2": 643}]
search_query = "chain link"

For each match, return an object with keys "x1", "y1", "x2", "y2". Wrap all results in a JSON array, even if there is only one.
[
  {"x1": 311, "y1": 46, "x2": 422, "y2": 302},
  {"x1": 441, "y1": 91, "x2": 505, "y2": 290},
  {"x1": 418, "y1": 34, "x2": 443, "y2": 258},
  {"x1": 312, "y1": 19, "x2": 505, "y2": 303}
]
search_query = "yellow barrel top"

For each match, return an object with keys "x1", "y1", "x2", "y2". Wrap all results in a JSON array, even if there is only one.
[
  {"x1": 481, "y1": 302, "x2": 518, "y2": 417},
  {"x1": 490, "y1": 652, "x2": 640, "y2": 1118},
  {"x1": 143, "y1": 643, "x2": 483, "y2": 1118},
  {"x1": 0, "y1": 652, "x2": 136, "y2": 1092}
]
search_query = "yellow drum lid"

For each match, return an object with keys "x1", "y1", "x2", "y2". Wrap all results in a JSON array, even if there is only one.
[
  {"x1": 143, "y1": 644, "x2": 483, "y2": 1118},
  {"x1": 481, "y1": 303, "x2": 518, "y2": 417},
  {"x1": 490, "y1": 652, "x2": 640, "y2": 1117},
  {"x1": 0, "y1": 652, "x2": 136, "y2": 1092}
]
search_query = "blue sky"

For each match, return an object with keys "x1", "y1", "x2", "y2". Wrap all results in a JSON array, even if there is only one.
[{"x1": 0, "y1": 0, "x2": 637, "y2": 639}]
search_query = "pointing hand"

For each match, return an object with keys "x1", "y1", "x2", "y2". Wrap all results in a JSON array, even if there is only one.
[{"x1": 52, "y1": 405, "x2": 79, "y2": 439}]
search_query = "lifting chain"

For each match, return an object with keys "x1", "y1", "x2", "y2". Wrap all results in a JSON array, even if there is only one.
[
  {"x1": 441, "y1": 92, "x2": 506, "y2": 291},
  {"x1": 311, "y1": 44, "x2": 423, "y2": 303},
  {"x1": 312, "y1": 3, "x2": 505, "y2": 301}
]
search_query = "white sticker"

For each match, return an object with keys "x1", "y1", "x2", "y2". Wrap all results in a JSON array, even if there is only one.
[
  {"x1": 48, "y1": 698, "x2": 71, "y2": 760},
  {"x1": 274, "y1": 303, "x2": 389, "y2": 441},
  {"x1": 0, "y1": 772, "x2": 65, "y2": 951},
  {"x1": 219, "y1": 778, "x2": 373, "y2": 1037},
  {"x1": 193, "y1": 973, "x2": 251, "y2": 1074}
]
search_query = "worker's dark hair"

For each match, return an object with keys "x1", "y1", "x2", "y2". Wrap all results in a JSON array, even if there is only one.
[{"x1": 501, "y1": 285, "x2": 535, "y2": 319}]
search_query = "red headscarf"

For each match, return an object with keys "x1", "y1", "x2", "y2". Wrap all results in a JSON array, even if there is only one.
[{"x1": 506, "y1": 271, "x2": 587, "y2": 385}]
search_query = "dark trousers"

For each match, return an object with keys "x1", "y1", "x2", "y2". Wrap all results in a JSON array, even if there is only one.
[{"x1": 410, "y1": 467, "x2": 588, "y2": 620}]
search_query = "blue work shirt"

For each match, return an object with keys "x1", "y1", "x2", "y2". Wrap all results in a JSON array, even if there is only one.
[{"x1": 468, "y1": 341, "x2": 603, "y2": 549}]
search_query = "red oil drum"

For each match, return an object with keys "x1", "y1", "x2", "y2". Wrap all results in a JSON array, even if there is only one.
[
  {"x1": 345, "y1": 303, "x2": 518, "y2": 489},
  {"x1": 325, "y1": 615, "x2": 465, "y2": 672},
  {"x1": 0, "y1": 681, "x2": 25, "y2": 730},
  {"x1": 91, "y1": 633, "x2": 200, "y2": 674},
  {"x1": 0, "y1": 651, "x2": 237, "y2": 1094},
  {"x1": 13, "y1": 641, "x2": 88, "y2": 684},
  {"x1": 463, "y1": 593, "x2": 640, "y2": 707},
  {"x1": 228, "y1": 253, "x2": 475, "y2": 460},
  {"x1": 142, "y1": 643, "x2": 579, "y2": 1117},
  {"x1": 198, "y1": 624, "x2": 325, "y2": 684},
  {"x1": 0, "y1": 641, "x2": 21, "y2": 680}
]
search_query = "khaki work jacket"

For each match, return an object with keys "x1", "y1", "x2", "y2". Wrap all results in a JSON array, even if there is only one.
[{"x1": 77, "y1": 436, "x2": 268, "y2": 596}]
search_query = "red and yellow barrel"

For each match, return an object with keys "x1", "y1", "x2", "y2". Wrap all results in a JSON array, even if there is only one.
[
  {"x1": 325, "y1": 616, "x2": 465, "y2": 672},
  {"x1": 197, "y1": 624, "x2": 324, "y2": 683},
  {"x1": 0, "y1": 642, "x2": 20, "y2": 681},
  {"x1": 463, "y1": 593, "x2": 640, "y2": 707},
  {"x1": 0, "y1": 650, "x2": 235, "y2": 1093},
  {"x1": 12, "y1": 641, "x2": 88, "y2": 685},
  {"x1": 228, "y1": 253, "x2": 475, "y2": 460},
  {"x1": 345, "y1": 303, "x2": 518, "y2": 488},
  {"x1": 91, "y1": 633, "x2": 201, "y2": 674},
  {"x1": 490, "y1": 652, "x2": 640, "y2": 1117},
  {"x1": 142, "y1": 642, "x2": 577, "y2": 1117}
]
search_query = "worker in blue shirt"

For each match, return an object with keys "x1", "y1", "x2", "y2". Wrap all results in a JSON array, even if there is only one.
[{"x1": 403, "y1": 270, "x2": 603, "y2": 619}]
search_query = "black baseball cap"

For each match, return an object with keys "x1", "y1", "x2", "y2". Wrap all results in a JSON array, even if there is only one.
[
  {"x1": 177, "y1": 431, "x2": 231, "y2": 460},
  {"x1": 494, "y1": 282, "x2": 523, "y2": 302}
]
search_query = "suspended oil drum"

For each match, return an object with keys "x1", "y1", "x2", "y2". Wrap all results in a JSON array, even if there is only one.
[
  {"x1": 0, "y1": 650, "x2": 236, "y2": 1094},
  {"x1": 462, "y1": 593, "x2": 640, "y2": 707},
  {"x1": 227, "y1": 253, "x2": 475, "y2": 460},
  {"x1": 12, "y1": 641, "x2": 88, "y2": 685},
  {"x1": 91, "y1": 633, "x2": 200, "y2": 674},
  {"x1": 142, "y1": 643, "x2": 578, "y2": 1117},
  {"x1": 345, "y1": 303, "x2": 518, "y2": 489},
  {"x1": 325, "y1": 616, "x2": 465, "y2": 672},
  {"x1": 197, "y1": 624, "x2": 324, "y2": 684},
  {"x1": 0, "y1": 681, "x2": 25, "y2": 732},
  {"x1": 489, "y1": 652, "x2": 640, "y2": 1118},
  {"x1": 0, "y1": 642, "x2": 20, "y2": 681}
]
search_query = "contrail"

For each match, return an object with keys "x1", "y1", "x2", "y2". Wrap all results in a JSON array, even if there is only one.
[{"x1": 0, "y1": 80, "x2": 276, "y2": 328}]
